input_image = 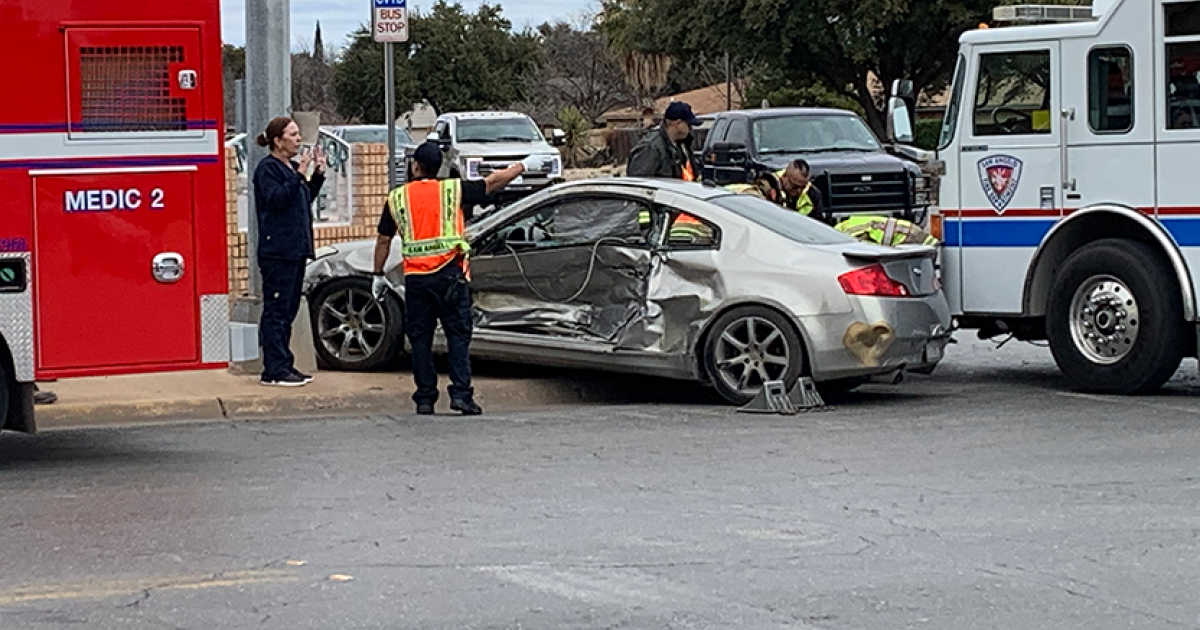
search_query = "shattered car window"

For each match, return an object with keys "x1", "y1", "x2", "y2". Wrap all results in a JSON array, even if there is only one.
[
  {"x1": 665, "y1": 212, "x2": 719, "y2": 248},
  {"x1": 494, "y1": 198, "x2": 650, "y2": 251},
  {"x1": 709, "y1": 194, "x2": 855, "y2": 245}
]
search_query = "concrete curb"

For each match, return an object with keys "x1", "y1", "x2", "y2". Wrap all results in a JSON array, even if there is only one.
[{"x1": 34, "y1": 370, "x2": 716, "y2": 431}]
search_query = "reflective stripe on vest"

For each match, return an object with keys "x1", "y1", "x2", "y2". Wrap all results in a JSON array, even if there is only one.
[
  {"x1": 835, "y1": 216, "x2": 939, "y2": 247},
  {"x1": 388, "y1": 179, "x2": 471, "y2": 275}
]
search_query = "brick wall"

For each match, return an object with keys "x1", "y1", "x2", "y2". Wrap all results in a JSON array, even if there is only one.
[{"x1": 224, "y1": 144, "x2": 393, "y2": 298}]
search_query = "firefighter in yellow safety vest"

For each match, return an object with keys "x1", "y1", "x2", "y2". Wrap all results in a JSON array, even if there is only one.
[
  {"x1": 370, "y1": 142, "x2": 558, "y2": 416},
  {"x1": 833, "y1": 215, "x2": 939, "y2": 247}
]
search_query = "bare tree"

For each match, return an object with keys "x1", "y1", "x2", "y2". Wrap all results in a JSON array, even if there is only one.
[
  {"x1": 529, "y1": 21, "x2": 634, "y2": 124},
  {"x1": 292, "y1": 22, "x2": 341, "y2": 122}
]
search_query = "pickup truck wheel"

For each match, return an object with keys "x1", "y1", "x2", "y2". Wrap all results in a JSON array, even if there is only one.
[
  {"x1": 704, "y1": 306, "x2": 804, "y2": 405},
  {"x1": 1046, "y1": 239, "x2": 1184, "y2": 394}
]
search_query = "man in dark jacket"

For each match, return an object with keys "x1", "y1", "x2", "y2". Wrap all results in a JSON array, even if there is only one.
[{"x1": 627, "y1": 102, "x2": 702, "y2": 181}]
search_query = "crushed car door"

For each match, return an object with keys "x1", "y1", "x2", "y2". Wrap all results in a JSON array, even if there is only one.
[{"x1": 469, "y1": 196, "x2": 658, "y2": 344}]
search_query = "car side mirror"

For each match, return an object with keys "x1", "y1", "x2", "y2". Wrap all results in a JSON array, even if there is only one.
[
  {"x1": 887, "y1": 97, "x2": 915, "y2": 144},
  {"x1": 708, "y1": 141, "x2": 748, "y2": 167},
  {"x1": 891, "y1": 79, "x2": 914, "y2": 100},
  {"x1": 551, "y1": 129, "x2": 567, "y2": 147}
]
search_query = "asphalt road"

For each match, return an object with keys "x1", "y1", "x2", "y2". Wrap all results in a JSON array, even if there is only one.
[{"x1": 3, "y1": 337, "x2": 1200, "y2": 629}]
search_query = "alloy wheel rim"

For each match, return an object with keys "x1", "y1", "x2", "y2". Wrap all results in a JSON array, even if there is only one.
[
  {"x1": 317, "y1": 287, "x2": 388, "y2": 362},
  {"x1": 714, "y1": 316, "x2": 791, "y2": 397}
]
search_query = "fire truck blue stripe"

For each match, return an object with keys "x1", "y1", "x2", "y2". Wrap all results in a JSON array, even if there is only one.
[
  {"x1": 1160, "y1": 220, "x2": 1200, "y2": 247},
  {"x1": 946, "y1": 218, "x2": 1200, "y2": 248},
  {"x1": 943, "y1": 220, "x2": 1055, "y2": 247}
]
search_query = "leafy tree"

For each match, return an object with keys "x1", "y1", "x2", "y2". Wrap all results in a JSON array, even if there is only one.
[
  {"x1": 333, "y1": 2, "x2": 540, "y2": 123},
  {"x1": 222, "y1": 44, "x2": 246, "y2": 128},
  {"x1": 599, "y1": 0, "x2": 1002, "y2": 135}
]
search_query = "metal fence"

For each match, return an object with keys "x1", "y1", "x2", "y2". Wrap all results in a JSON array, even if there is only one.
[{"x1": 224, "y1": 129, "x2": 356, "y2": 230}]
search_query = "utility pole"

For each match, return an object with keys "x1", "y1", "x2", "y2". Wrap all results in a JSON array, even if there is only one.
[
  {"x1": 244, "y1": 0, "x2": 291, "y2": 298},
  {"x1": 231, "y1": 0, "x2": 291, "y2": 373}
]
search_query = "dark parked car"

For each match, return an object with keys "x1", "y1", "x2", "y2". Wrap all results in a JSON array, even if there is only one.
[{"x1": 700, "y1": 108, "x2": 934, "y2": 224}]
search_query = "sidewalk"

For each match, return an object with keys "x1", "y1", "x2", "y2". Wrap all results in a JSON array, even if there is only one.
[{"x1": 34, "y1": 366, "x2": 675, "y2": 431}]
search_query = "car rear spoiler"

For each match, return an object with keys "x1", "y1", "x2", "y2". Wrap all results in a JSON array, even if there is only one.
[{"x1": 840, "y1": 244, "x2": 937, "y2": 262}]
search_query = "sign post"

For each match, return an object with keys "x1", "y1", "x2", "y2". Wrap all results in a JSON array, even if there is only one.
[{"x1": 372, "y1": 0, "x2": 408, "y2": 191}]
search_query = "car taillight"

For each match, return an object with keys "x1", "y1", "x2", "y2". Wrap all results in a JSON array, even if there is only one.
[{"x1": 838, "y1": 264, "x2": 910, "y2": 297}]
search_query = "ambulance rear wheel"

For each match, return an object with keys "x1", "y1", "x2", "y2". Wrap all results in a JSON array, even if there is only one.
[
  {"x1": 310, "y1": 278, "x2": 407, "y2": 371},
  {"x1": 1046, "y1": 239, "x2": 1184, "y2": 394}
]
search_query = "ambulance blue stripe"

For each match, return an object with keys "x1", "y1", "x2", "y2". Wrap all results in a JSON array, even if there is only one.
[{"x1": 945, "y1": 218, "x2": 1200, "y2": 248}]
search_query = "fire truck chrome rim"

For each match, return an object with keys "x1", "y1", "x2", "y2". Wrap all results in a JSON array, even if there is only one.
[
  {"x1": 714, "y1": 316, "x2": 791, "y2": 397},
  {"x1": 1069, "y1": 275, "x2": 1140, "y2": 366},
  {"x1": 318, "y1": 287, "x2": 387, "y2": 362}
]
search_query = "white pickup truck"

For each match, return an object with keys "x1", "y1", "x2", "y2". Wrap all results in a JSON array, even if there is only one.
[{"x1": 417, "y1": 111, "x2": 566, "y2": 205}]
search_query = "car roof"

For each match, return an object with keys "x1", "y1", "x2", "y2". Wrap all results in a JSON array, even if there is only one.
[
  {"x1": 550, "y1": 177, "x2": 735, "y2": 201},
  {"x1": 716, "y1": 108, "x2": 860, "y2": 119},
  {"x1": 444, "y1": 111, "x2": 533, "y2": 120}
]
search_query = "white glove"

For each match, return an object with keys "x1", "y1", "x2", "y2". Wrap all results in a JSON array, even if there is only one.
[
  {"x1": 521, "y1": 154, "x2": 553, "y2": 173},
  {"x1": 371, "y1": 274, "x2": 389, "y2": 301}
]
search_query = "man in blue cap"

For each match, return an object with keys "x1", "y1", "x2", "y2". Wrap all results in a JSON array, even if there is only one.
[
  {"x1": 627, "y1": 101, "x2": 702, "y2": 181},
  {"x1": 371, "y1": 141, "x2": 554, "y2": 416}
]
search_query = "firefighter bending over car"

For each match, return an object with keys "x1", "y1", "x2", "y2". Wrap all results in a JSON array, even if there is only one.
[
  {"x1": 371, "y1": 142, "x2": 556, "y2": 416},
  {"x1": 724, "y1": 159, "x2": 937, "y2": 248}
]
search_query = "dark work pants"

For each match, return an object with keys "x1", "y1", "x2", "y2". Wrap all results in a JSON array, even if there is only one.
[
  {"x1": 259, "y1": 257, "x2": 306, "y2": 381},
  {"x1": 405, "y1": 263, "x2": 474, "y2": 405}
]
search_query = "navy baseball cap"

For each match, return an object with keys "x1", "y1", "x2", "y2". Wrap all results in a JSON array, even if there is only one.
[
  {"x1": 664, "y1": 101, "x2": 701, "y2": 126},
  {"x1": 412, "y1": 141, "x2": 443, "y2": 173}
]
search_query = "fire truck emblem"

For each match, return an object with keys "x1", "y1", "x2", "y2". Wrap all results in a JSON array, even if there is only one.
[{"x1": 977, "y1": 155, "x2": 1023, "y2": 213}]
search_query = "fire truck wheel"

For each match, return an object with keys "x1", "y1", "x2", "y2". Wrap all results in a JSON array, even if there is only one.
[
  {"x1": 1046, "y1": 238, "x2": 1184, "y2": 394},
  {"x1": 310, "y1": 278, "x2": 407, "y2": 371}
]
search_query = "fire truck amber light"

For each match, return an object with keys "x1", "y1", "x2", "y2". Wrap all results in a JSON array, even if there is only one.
[{"x1": 838, "y1": 265, "x2": 910, "y2": 297}]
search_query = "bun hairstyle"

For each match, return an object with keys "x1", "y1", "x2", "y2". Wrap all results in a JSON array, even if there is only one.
[{"x1": 255, "y1": 116, "x2": 294, "y2": 150}]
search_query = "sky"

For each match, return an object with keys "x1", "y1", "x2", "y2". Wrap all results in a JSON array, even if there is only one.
[{"x1": 221, "y1": 0, "x2": 598, "y2": 50}]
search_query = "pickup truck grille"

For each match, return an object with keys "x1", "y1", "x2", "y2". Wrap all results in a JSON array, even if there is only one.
[{"x1": 827, "y1": 172, "x2": 909, "y2": 214}]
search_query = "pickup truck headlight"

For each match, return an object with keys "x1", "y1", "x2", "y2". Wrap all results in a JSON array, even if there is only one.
[
  {"x1": 464, "y1": 157, "x2": 483, "y2": 180},
  {"x1": 914, "y1": 191, "x2": 932, "y2": 206},
  {"x1": 548, "y1": 156, "x2": 563, "y2": 178}
]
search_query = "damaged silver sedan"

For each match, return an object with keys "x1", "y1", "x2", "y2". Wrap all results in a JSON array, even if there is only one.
[{"x1": 303, "y1": 178, "x2": 952, "y2": 405}]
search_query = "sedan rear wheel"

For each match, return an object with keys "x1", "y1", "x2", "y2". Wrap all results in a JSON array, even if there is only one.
[
  {"x1": 310, "y1": 278, "x2": 406, "y2": 371},
  {"x1": 704, "y1": 306, "x2": 804, "y2": 405}
]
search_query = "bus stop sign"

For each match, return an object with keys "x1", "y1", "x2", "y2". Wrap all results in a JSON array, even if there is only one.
[{"x1": 372, "y1": 0, "x2": 408, "y2": 43}]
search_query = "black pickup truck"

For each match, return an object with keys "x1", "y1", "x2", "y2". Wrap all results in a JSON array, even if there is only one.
[{"x1": 699, "y1": 108, "x2": 933, "y2": 224}]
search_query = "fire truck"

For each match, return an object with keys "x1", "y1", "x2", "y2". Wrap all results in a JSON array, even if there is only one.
[
  {"x1": 1, "y1": 2, "x2": 228, "y2": 432},
  {"x1": 906, "y1": 0, "x2": 1200, "y2": 394}
]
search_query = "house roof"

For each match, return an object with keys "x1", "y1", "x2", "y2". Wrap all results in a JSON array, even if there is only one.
[{"x1": 600, "y1": 83, "x2": 744, "y2": 123}]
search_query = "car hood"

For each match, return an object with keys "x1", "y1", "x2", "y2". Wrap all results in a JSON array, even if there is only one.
[
  {"x1": 454, "y1": 141, "x2": 559, "y2": 159},
  {"x1": 758, "y1": 150, "x2": 908, "y2": 174}
]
